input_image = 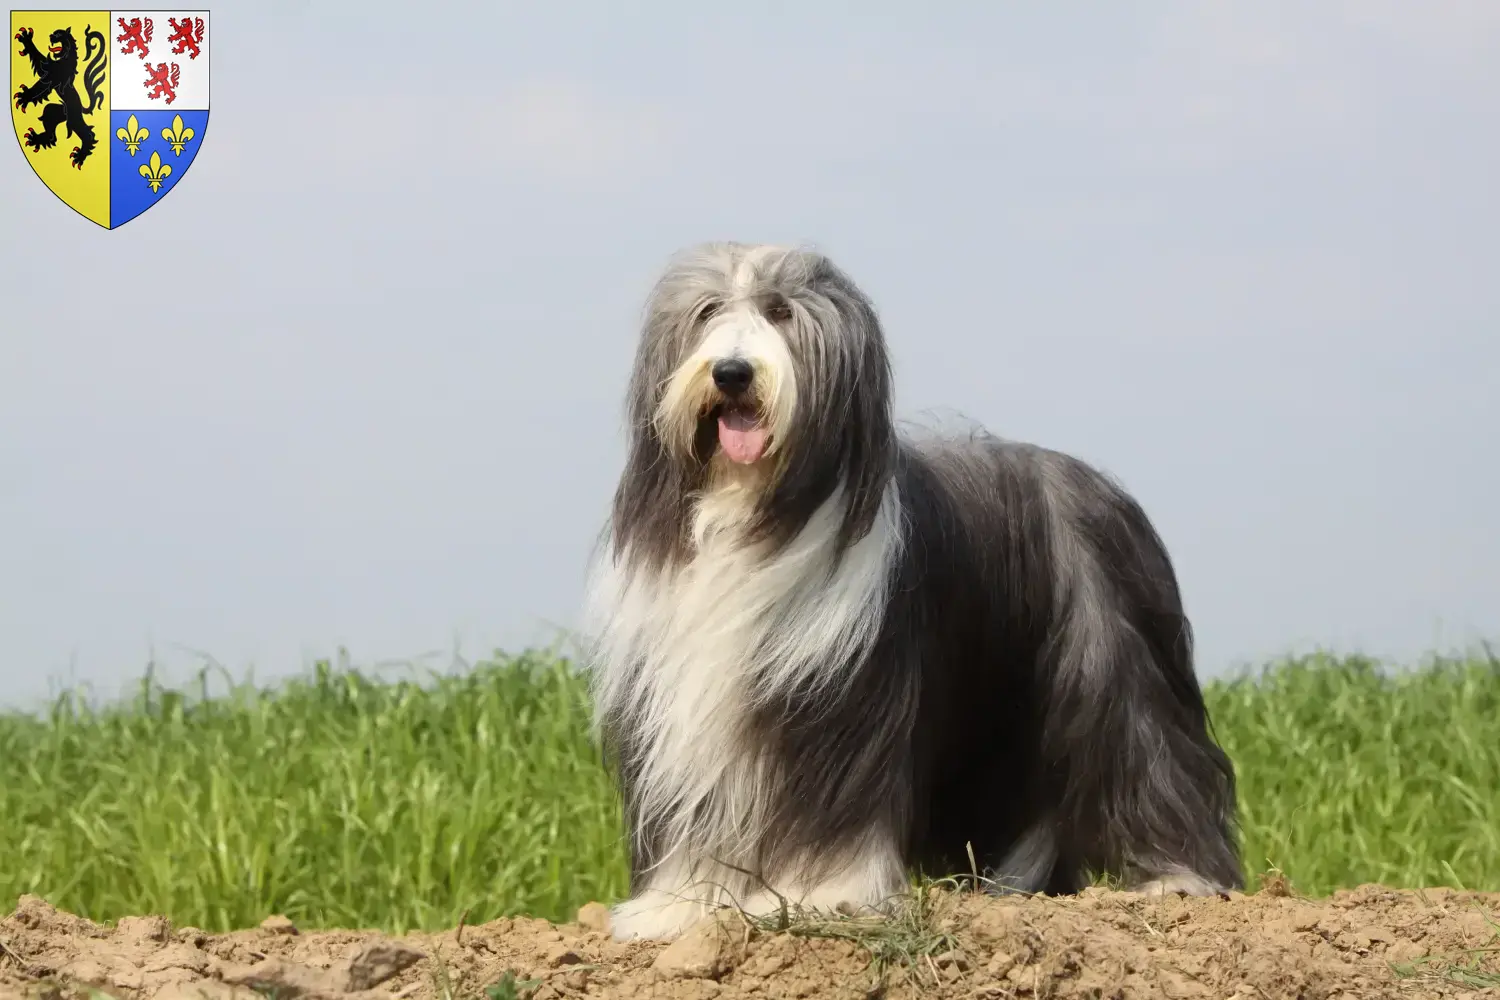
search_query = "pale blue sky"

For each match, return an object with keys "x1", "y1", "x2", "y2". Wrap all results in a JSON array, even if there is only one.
[{"x1": 2, "y1": 2, "x2": 1497, "y2": 710}]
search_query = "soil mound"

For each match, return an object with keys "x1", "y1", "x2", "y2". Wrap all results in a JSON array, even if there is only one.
[{"x1": 3, "y1": 884, "x2": 1498, "y2": 999}]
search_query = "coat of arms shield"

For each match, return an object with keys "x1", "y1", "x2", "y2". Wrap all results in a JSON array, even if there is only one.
[{"x1": 10, "y1": 9, "x2": 209, "y2": 229}]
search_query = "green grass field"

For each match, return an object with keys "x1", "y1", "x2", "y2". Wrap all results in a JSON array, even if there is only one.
[{"x1": 2, "y1": 649, "x2": 1497, "y2": 935}]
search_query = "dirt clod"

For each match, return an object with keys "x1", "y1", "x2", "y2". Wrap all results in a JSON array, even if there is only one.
[
  {"x1": 220, "y1": 956, "x2": 343, "y2": 999},
  {"x1": 259, "y1": 916, "x2": 299, "y2": 936},
  {"x1": 344, "y1": 942, "x2": 425, "y2": 991},
  {"x1": 3, "y1": 884, "x2": 1499, "y2": 999},
  {"x1": 573, "y1": 903, "x2": 611, "y2": 935},
  {"x1": 651, "y1": 912, "x2": 751, "y2": 982}
]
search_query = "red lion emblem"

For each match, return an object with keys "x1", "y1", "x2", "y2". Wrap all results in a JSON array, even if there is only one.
[
  {"x1": 143, "y1": 62, "x2": 181, "y2": 104},
  {"x1": 166, "y1": 16, "x2": 203, "y2": 60},
  {"x1": 115, "y1": 16, "x2": 152, "y2": 59}
]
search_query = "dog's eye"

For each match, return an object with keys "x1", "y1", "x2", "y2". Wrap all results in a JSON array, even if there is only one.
[
  {"x1": 763, "y1": 296, "x2": 792, "y2": 323},
  {"x1": 696, "y1": 301, "x2": 721, "y2": 325}
]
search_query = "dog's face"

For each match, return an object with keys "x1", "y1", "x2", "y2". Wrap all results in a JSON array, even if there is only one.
[
  {"x1": 654, "y1": 284, "x2": 799, "y2": 475},
  {"x1": 616, "y1": 243, "x2": 896, "y2": 562},
  {"x1": 639, "y1": 244, "x2": 886, "y2": 474}
]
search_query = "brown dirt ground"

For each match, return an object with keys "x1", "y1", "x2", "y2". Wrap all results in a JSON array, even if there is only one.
[{"x1": 3, "y1": 882, "x2": 1499, "y2": 1000}]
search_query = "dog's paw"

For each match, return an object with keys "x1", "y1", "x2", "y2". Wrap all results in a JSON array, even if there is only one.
[
  {"x1": 608, "y1": 893, "x2": 710, "y2": 942},
  {"x1": 1129, "y1": 872, "x2": 1223, "y2": 898}
]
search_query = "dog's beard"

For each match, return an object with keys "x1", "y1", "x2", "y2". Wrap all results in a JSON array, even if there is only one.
[{"x1": 667, "y1": 381, "x2": 786, "y2": 476}]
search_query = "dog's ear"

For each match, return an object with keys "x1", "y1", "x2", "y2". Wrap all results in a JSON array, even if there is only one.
[
  {"x1": 626, "y1": 249, "x2": 735, "y2": 433},
  {"x1": 757, "y1": 256, "x2": 897, "y2": 552},
  {"x1": 613, "y1": 252, "x2": 730, "y2": 569},
  {"x1": 625, "y1": 307, "x2": 678, "y2": 438}
]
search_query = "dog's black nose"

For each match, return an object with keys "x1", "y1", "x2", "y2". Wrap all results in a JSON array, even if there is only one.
[{"x1": 711, "y1": 358, "x2": 754, "y2": 396}]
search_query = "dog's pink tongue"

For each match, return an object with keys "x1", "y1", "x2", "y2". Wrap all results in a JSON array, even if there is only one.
[{"x1": 718, "y1": 410, "x2": 768, "y2": 464}]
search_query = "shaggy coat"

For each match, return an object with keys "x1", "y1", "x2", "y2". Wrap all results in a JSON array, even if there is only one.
[{"x1": 583, "y1": 242, "x2": 1241, "y2": 941}]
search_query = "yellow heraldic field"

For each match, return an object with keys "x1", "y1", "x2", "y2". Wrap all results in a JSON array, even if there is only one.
[{"x1": 9, "y1": 10, "x2": 112, "y2": 227}]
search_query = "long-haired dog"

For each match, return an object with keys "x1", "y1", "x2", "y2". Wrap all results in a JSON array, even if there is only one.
[{"x1": 583, "y1": 242, "x2": 1242, "y2": 941}]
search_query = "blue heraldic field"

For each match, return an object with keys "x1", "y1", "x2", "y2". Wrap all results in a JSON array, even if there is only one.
[{"x1": 109, "y1": 106, "x2": 208, "y2": 226}]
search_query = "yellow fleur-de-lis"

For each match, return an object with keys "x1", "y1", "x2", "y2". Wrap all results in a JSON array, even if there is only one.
[
  {"x1": 139, "y1": 150, "x2": 172, "y2": 192},
  {"x1": 162, "y1": 113, "x2": 195, "y2": 155},
  {"x1": 115, "y1": 113, "x2": 149, "y2": 155}
]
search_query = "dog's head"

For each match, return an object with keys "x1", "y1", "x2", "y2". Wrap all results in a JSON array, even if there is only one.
[{"x1": 615, "y1": 243, "x2": 896, "y2": 565}]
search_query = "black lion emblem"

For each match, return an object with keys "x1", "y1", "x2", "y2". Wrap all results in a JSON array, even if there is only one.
[{"x1": 13, "y1": 24, "x2": 108, "y2": 169}]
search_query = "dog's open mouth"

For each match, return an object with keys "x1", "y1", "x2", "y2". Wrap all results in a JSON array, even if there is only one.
[{"x1": 712, "y1": 403, "x2": 769, "y2": 465}]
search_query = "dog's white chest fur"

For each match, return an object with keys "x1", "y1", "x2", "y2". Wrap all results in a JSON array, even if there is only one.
[{"x1": 584, "y1": 485, "x2": 905, "y2": 931}]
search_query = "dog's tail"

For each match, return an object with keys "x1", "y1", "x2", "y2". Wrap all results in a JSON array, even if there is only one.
[{"x1": 1032, "y1": 450, "x2": 1242, "y2": 892}]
